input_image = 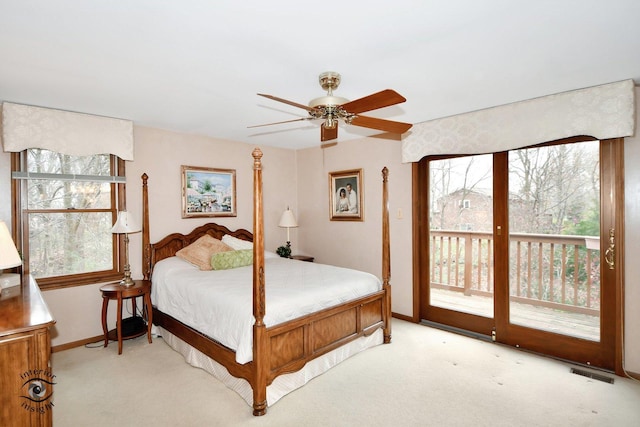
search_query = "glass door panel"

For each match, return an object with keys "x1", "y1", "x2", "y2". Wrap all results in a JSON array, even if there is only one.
[
  {"x1": 507, "y1": 141, "x2": 601, "y2": 341},
  {"x1": 429, "y1": 154, "x2": 494, "y2": 318}
]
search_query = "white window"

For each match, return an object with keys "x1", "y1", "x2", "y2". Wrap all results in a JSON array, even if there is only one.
[
  {"x1": 459, "y1": 199, "x2": 471, "y2": 209},
  {"x1": 12, "y1": 149, "x2": 126, "y2": 289}
]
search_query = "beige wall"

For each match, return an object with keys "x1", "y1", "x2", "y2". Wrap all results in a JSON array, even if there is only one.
[
  {"x1": 124, "y1": 126, "x2": 298, "y2": 279},
  {"x1": 295, "y1": 139, "x2": 414, "y2": 316},
  {"x1": 0, "y1": 126, "x2": 297, "y2": 347},
  {"x1": 1, "y1": 100, "x2": 638, "y2": 374}
]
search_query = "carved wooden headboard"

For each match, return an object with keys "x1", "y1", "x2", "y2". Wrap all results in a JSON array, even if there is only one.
[{"x1": 140, "y1": 173, "x2": 253, "y2": 279}]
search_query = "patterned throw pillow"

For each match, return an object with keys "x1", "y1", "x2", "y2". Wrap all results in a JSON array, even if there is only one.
[
  {"x1": 211, "y1": 249, "x2": 253, "y2": 270},
  {"x1": 176, "y1": 235, "x2": 233, "y2": 270}
]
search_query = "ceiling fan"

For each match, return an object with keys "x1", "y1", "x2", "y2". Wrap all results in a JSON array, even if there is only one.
[{"x1": 250, "y1": 72, "x2": 412, "y2": 147}]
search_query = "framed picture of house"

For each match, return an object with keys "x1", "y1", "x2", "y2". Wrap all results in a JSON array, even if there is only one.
[
  {"x1": 181, "y1": 165, "x2": 236, "y2": 218},
  {"x1": 329, "y1": 168, "x2": 363, "y2": 221}
]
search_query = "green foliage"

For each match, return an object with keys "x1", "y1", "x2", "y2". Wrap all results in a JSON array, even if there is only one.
[
  {"x1": 564, "y1": 207, "x2": 600, "y2": 236},
  {"x1": 276, "y1": 245, "x2": 291, "y2": 258}
]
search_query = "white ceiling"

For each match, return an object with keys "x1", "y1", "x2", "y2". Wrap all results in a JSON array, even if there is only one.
[{"x1": 1, "y1": 1, "x2": 639, "y2": 150}]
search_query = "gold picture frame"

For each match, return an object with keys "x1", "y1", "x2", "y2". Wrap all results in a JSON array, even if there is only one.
[
  {"x1": 181, "y1": 165, "x2": 237, "y2": 218},
  {"x1": 329, "y1": 168, "x2": 363, "y2": 221}
]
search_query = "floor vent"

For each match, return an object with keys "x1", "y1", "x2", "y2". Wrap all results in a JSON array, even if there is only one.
[{"x1": 570, "y1": 368, "x2": 614, "y2": 384}]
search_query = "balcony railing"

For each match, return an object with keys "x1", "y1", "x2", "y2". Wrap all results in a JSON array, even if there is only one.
[{"x1": 430, "y1": 230, "x2": 600, "y2": 316}]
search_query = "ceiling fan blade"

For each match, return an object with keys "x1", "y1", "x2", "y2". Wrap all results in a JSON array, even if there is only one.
[
  {"x1": 247, "y1": 117, "x2": 310, "y2": 128},
  {"x1": 340, "y1": 89, "x2": 406, "y2": 114},
  {"x1": 350, "y1": 115, "x2": 413, "y2": 134},
  {"x1": 257, "y1": 93, "x2": 317, "y2": 113},
  {"x1": 321, "y1": 123, "x2": 338, "y2": 142}
]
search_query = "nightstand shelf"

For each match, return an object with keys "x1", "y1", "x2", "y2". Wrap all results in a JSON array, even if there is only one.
[
  {"x1": 100, "y1": 280, "x2": 153, "y2": 355},
  {"x1": 291, "y1": 255, "x2": 314, "y2": 262}
]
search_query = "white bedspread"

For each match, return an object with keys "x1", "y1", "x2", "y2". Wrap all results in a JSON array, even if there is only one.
[{"x1": 151, "y1": 256, "x2": 382, "y2": 364}]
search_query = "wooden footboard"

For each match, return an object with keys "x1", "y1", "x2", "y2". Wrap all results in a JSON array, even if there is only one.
[
  {"x1": 151, "y1": 289, "x2": 385, "y2": 386},
  {"x1": 141, "y1": 147, "x2": 392, "y2": 416},
  {"x1": 265, "y1": 290, "x2": 385, "y2": 378}
]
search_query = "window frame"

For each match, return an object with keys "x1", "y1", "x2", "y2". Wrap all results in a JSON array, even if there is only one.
[{"x1": 11, "y1": 151, "x2": 126, "y2": 290}]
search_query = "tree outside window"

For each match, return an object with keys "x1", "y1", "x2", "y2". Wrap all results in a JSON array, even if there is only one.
[{"x1": 14, "y1": 149, "x2": 125, "y2": 288}]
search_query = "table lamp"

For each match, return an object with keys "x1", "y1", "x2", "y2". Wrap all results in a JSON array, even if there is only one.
[
  {"x1": 0, "y1": 221, "x2": 22, "y2": 292},
  {"x1": 278, "y1": 207, "x2": 298, "y2": 252},
  {"x1": 111, "y1": 211, "x2": 141, "y2": 286}
]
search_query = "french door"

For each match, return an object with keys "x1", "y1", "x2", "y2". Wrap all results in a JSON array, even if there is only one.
[{"x1": 415, "y1": 138, "x2": 623, "y2": 371}]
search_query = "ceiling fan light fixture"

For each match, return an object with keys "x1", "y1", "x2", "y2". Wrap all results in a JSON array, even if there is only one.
[
  {"x1": 308, "y1": 95, "x2": 349, "y2": 108},
  {"x1": 324, "y1": 117, "x2": 337, "y2": 129}
]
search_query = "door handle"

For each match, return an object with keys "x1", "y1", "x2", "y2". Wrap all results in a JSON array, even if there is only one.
[{"x1": 604, "y1": 228, "x2": 615, "y2": 270}]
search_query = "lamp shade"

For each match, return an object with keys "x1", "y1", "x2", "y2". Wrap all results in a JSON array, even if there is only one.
[
  {"x1": 278, "y1": 208, "x2": 298, "y2": 228},
  {"x1": 110, "y1": 211, "x2": 141, "y2": 234},
  {"x1": 0, "y1": 221, "x2": 22, "y2": 269}
]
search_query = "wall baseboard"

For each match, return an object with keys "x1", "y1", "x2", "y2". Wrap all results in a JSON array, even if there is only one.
[
  {"x1": 391, "y1": 312, "x2": 416, "y2": 322},
  {"x1": 52, "y1": 335, "x2": 103, "y2": 353},
  {"x1": 54, "y1": 328, "x2": 640, "y2": 382},
  {"x1": 626, "y1": 370, "x2": 640, "y2": 381}
]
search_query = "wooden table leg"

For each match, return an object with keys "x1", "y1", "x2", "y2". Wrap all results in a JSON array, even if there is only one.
[
  {"x1": 144, "y1": 292, "x2": 153, "y2": 344},
  {"x1": 101, "y1": 296, "x2": 109, "y2": 348},
  {"x1": 116, "y1": 293, "x2": 123, "y2": 355}
]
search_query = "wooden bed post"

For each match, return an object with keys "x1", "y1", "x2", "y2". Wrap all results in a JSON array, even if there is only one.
[
  {"x1": 251, "y1": 148, "x2": 268, "y2": 416},
  {"x1": 141, "y1": 173, "x2": 151, "y2": 281},
  {"x1": 382, "y1": 167, "x2": 392, "y2": 343}
]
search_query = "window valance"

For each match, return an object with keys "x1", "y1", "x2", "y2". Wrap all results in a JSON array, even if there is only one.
[
  {"x1": 1, "y1": 102, "x2": 134, "y2": 160},
  {"x1": 401, "y1": 79, "x2": 636, "y2": 163}
]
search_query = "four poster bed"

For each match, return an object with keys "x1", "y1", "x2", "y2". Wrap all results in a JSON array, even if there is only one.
[{"x1": 140, "y1": 148, "x2": 392, "y2": 416}]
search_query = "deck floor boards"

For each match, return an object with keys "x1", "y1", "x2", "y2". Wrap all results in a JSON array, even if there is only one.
[{"x1": 430, "y1": 288, "x2": 599, "y2": 341}]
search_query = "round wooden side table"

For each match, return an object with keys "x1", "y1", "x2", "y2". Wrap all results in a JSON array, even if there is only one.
[{"x1": 100, "y1": 280, "x2": 153, "y2": 355}]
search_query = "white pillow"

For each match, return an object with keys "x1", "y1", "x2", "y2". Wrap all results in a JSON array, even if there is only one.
[
  {"x1": 222, "y1": 234, "x2": 253, "y2": 250},
  {"x1": 221, "y1": 234, "x2": 278, "y2": 258}
]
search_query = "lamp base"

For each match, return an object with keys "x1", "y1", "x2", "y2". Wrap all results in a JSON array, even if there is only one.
[
  {"x1": 0, "y1": 273, "x2": 21, "y2": 290},
  {"x1": 119, "y1": 261, "x2": 134, "y2": 286},
  {"x1": 119, "y1": 276, "x2": 135, "y2": 287}
]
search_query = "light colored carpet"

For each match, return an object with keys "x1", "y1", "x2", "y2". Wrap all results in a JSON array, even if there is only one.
[{"x1": 52, "y1": 319, "x2": 640, "y2": 426}]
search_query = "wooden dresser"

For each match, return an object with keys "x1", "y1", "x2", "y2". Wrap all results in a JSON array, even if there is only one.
[{"x1": 0, "y1": 275, "x2": 55, "y2": 427}]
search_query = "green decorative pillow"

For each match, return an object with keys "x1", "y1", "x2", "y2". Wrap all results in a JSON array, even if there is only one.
[{"x1": 211, "y1": 249, "x2": 253, "y2": 270}]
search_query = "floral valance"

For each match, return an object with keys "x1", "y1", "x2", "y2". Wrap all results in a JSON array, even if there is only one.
[
  {"x1": 401, "y1": 79, "x2": 635, "y2": 163},
  {"x1": 1, "y1": 102, "x2": 134, "y2": 160}
]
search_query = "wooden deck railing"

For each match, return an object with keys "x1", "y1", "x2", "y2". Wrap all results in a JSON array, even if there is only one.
[{"x1": 429, "y1": 230, "x2": 600, "y2": 316}]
